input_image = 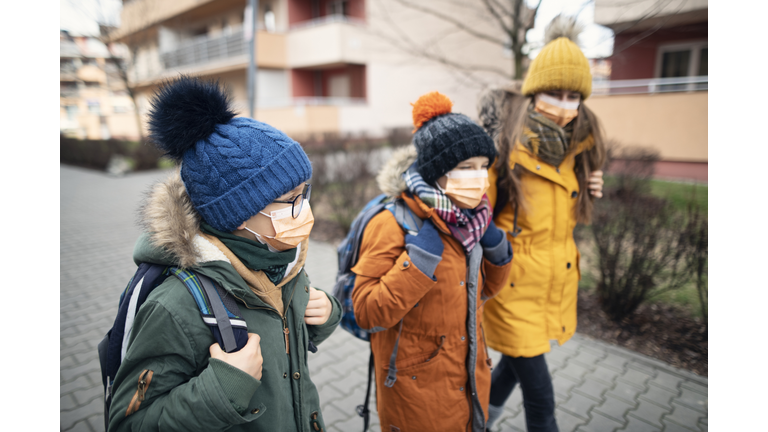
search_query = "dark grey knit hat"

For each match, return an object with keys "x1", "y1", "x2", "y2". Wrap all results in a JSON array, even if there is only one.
[{"x1": 411, "y1": 92, "x2": 497, "y2": 185}]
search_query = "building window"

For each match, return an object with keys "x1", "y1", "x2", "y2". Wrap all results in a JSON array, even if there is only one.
[
  {"x1": 656, "y1": 41, "x2": 707, "y2": 91},
  {"x1": 656, "y1": 41, "x2": 708, "y2": 78},
  {"x1": 66, "y1": 105, "x2": 79, "y2": 121},
  {"x1": 264, "y1": 6, "x2": 276, "y2": 32},
  {"x1": 698, "y1": 47, "x2": 707, "y2": 76},
  {"x1": 88, "y1": 101, "x2": 101, "y2": 114},
  {"x1": 328, "y1": 0, "x2": 348, "y2": 17}
]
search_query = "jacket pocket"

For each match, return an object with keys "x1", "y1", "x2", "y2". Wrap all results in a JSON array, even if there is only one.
[
  {"x1": 125, "y1": 369, "x2": 153, "y2": 417},
  {"x1": 310, "y1": 410, "x2": 325, "y2": 432},
  {"x1": 383, "y1": 335, "x2": 446, "y2": 372}
]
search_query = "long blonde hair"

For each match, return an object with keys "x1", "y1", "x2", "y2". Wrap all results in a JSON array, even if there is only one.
[{"x1": 493, "y1": 89, "x2": 606, "y2": 225}]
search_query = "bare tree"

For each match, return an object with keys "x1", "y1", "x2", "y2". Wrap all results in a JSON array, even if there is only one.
[
  {"x1": 369, "y1": 0, "x2": 542, "y2": 85},
  {"x1": 67, "y1": 0, "x2": 154, "y2": 142}
]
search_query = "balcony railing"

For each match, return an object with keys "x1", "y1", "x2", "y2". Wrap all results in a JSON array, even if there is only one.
[
  {"x1": 289, "y1": 14, "x2": 366, "y2": 31},
  {"x1": 293, "y1": 97, "x2": 366, "y2": 106},
  {"x1": 161, "y1": 26, "x2": 247, "y2": 70},
  {"x1": 592, "y1": 75, "x2": 708, "y2": 95}
]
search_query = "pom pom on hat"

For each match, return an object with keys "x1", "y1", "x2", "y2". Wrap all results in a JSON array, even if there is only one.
[
  {"x1": 411, "y1": 92, "x2": 453, "y2": 133},
  {"x1": 522, "y1": 14, "x2": 592, "y2": 98},
  {"x1": 147, "y1": 75, "x2": 237, "y2": 160}
]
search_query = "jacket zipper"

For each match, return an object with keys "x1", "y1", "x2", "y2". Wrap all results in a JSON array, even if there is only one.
[
  {"x1": 230, "y1": 277, "x2": 300, "y2": 355},
  {"x1": 125, "y1": 369, "x2": 153, "y2": 416}
]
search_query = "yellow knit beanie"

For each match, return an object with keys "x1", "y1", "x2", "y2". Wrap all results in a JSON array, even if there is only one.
[{"x1": 521, "y1": 16, "x2": 592, "y2": 99}]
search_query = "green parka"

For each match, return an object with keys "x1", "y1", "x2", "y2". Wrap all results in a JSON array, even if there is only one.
[{"x1": 107, "y1": 171, "x2": 341, "y2": 432}]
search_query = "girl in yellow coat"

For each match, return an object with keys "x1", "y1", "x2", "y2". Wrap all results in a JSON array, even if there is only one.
[{"x1": 477, "y1": 16, "x2": 606, "y2": 431}]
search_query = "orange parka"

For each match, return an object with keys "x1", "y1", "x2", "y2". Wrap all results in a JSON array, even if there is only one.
[
  {"x1": 478, "y1": 88, "x2": 593, "y2": 358},
  {"x1": 351, "y1": 146, "x2": 512, "y2": 432}
]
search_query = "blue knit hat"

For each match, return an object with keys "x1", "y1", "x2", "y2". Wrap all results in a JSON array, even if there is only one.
[{"x1": 147, "y1": 76, "x2": 313, "y2": 232}]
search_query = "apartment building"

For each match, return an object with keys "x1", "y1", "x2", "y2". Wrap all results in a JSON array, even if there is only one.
[
  {"x1": 60, "y1": 30, "x2": 141, "y2": 140},
  {"x1": 109, "y1": 0, "x2": 513, "y2": 138},
  {"x1": 589, "y1": 0, "x2": 708, "y2": 181}
]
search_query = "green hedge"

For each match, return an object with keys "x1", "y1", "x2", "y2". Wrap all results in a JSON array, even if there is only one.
[{"x1": 60, "y1": 135, "x2": 171, "y2": 172}]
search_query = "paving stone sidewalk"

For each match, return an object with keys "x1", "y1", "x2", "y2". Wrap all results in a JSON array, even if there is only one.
[{"x1": 61, "y1": 165, "x2": 707, "y2": 432}]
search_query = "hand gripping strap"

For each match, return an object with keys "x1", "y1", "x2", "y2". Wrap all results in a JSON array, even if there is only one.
[{"x1": 169, "y1": 268, "x2": 248, "y2": 353}]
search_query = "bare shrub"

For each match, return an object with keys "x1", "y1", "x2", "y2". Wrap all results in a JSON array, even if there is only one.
[
  {"x1": 304, "y1": 129, "x2": 411, "y2": 232},
  {"x1": 683, "y1": 203, "x2": 708, "y2": 321}
]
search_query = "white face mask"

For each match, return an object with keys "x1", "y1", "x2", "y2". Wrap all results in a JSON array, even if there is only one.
[{"x1": 536, "y1": 93, "x2": 580, "y2": 110}]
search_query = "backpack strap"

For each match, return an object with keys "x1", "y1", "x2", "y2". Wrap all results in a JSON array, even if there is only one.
[
  {"x1": 99, "y1": 262, "x2": 171, "y2": 432},
  {"x1": 168, "y1": 267, "x2": 248, "y2": 353},
  {"x1": 356, "y1": 351, "x2": 375, "y2": 432}
]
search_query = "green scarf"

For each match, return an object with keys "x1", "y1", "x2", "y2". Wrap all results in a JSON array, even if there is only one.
[
  {"x1": 199, "y1": 222, "x2": 296, "y2": 284},
  {"x1": 522, "y1": 107, "x2": 574, "y2": 168}
]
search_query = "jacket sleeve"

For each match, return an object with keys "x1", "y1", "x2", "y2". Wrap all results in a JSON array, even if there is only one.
[
  {"x1": 108, "y1": 297, "x2": 264, "y2": 432},
  {"x1": 306, "y1": 287, "x2": 342, "y2": 346},
  {"x1": 481, "y1": 253, "x2": 512, "y2": 301},
  {"x1": 351, "y1": 211, "x2": 437, "y2": 330}
]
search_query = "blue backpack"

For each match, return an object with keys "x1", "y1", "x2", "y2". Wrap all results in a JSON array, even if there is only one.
[
  {"x1": 97, "y1": 264, "x2": 250, "y2": 431},
  {"x1": 332, "y1": 193, "x2": 423, "y2": 431}
]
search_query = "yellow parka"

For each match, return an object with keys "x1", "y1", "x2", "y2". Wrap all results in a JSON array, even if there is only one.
[{"x1": 483, "y1": 135, "x2": 593, "y2": 358}]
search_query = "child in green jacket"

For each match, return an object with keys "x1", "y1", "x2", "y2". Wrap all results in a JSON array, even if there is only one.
[{"x1": 108, "y1": 76, "x2": 341, "y2": 432}]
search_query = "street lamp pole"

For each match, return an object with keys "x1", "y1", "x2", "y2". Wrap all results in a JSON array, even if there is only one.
[{"x1": 247, "y1": 0, "x2": 258, "y2": 118}]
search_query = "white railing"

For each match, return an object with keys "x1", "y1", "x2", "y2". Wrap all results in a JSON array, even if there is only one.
[
  {"x1": 293, "y1": 97, "x2": 366, "y2": 106},
  {"x1": 592, "y1": 75, "x2": 708, "y2": 95},
  {"x1": 160, "y1": 26, "x2": 248, "y2": 70},
  {"x1": 289, "y1": 14, "x2": 366, "y2": 31}
]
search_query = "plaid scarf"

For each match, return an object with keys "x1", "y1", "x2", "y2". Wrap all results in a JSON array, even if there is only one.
[
  {"x1": 403, "y1": 163, "x2": 491, "y2": 252},
  {"x1": 522, "y1": 107, "x2": 574, "y2": 168}
]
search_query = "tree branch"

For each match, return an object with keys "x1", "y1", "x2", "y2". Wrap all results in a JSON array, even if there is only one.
[
  {"x1": 481, "y1": 0, "x2": 513, "y2": 36},
  {"x1": 391, "y1": 0, "x2": 508, "y2": 47}
]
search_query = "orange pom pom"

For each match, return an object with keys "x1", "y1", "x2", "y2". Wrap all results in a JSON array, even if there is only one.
[{"x1": 411, "y1": 92, "x2": 453, "y2": 132}]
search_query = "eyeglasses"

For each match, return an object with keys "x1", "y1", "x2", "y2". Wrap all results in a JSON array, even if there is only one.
[{"x1": 273, "y1": 183, "x2": 311, "y2": 219}]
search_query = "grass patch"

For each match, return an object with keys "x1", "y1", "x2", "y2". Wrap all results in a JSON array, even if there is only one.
[
  {"x1": 648, "y1": 179, "x2": 708, "y2": 212},
  {"x1": 603, "y1": 175, "x2": 707, "y2": 212}
]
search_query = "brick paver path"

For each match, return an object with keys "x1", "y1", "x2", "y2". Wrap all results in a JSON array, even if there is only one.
[{"x1": 61, "y1": 165, "x2": 708, "y2": 432}]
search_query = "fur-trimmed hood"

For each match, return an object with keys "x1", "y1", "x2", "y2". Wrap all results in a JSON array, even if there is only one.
[
  {"x1": 138, "y1": 169, "x2": 229, "y2": 269},
  {"x1": 376, "y1": 145, "x2": 418, "y2": 198}
]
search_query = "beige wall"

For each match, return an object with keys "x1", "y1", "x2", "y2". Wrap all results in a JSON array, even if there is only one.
[
  {"x1": 287, "y1": 22, "x2": 366, "y2": 68},
  {"x1": 257, "y1": 106, "x2": 339, "y2": 137},
  {"x1": 585, "y1": 92, "x2": 708, "y2": 162}
]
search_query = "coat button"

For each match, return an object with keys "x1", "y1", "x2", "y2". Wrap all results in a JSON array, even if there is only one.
[
  {"x1": 556, "y1": 168, "x2": 560, "y2": 173},
  {"x1": 571, "y1": 191, "x2": 578, "y2": 198},
  {"x1": 567, "y1": 262, "x2": 572, "y2": 269},
  {"x1": 293, "y1": 372, "x2": 301, "y2": 380},
  {"x1": 305, "y1": 286, "x2": 309, "y2": 293},
  {"x1": 460, "y1": 387, "x2": 464, "y2": 391},
  {"x1": 461, "y1": 336, "x2": 466, "y2": 341},
  {"x1": 536, "y1": 165, "x2": 541, "y2": 170},
  {"x1": 283, "y1": 373, "x2": 287, "y2": 378},
  {"x1": 412, "y1": 376, "x2": 416, "y2": 380},
  {"x1": 459, "y1": 281, "x2": 464, "y2": 286},
  {"x1": 403, "y1": 261, "x2": 410, "y2": 267},
  {"x1": 251, "y1": 408, "x2": 260, "y2": 414},
  {"x1": 510, "y1": 282, "x2": 514, "y2": 287}
]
